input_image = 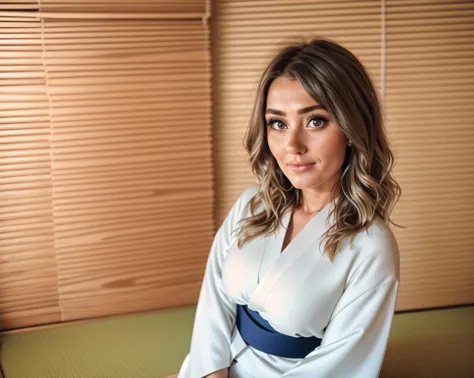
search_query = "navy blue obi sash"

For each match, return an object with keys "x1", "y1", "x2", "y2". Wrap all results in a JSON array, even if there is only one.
[{"x1": 235, "y1": 304, "x2": 322, "y2": 358}]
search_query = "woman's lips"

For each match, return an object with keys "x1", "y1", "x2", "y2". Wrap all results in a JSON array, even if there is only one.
[{"x1": 287, "y1": 163, "x2": 316, "y2": 172}]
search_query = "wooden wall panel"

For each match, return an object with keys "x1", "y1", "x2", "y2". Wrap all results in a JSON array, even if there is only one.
[
  {"x1": 0, "y1": 2, "x2": 213, "y2": 330},
  {"x1": 386, "y1": 1, "x2": 474, "y2": 309},
  {"x1": 0, "y1": 19, "x2": 62, "y2": 329}
]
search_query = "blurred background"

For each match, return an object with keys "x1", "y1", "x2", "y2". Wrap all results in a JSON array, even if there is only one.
[{"x1": 0, "y1": 0, "x2": 473, "y2": 377}]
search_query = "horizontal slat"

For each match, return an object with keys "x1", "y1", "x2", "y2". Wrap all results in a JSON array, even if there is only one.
[
  {"x1": 52, "y1": 201, "x2": 212, "y2": 233},
  {"x1": 0, "y1": 196, "x2": 213, "y2": 229},
  {"x1": 4, "y1": 80, "x2": 209, "y2": 97},
  {"x1": 0, "y1": 70, "x2": 210, "y2": 83},
  {"x1": 4, "y1": 46, "x2": 207, "y2": 59},
  {"x1": 1, "y1": 109, "x2": 210, "y2": 127},
  {"x1": 55, "y1": 232, "x2": 212, "y2": 259},
  {"x1": 220, "y1": 8, "x2": 380, "y2": 24},
  {"x1": 52, "y1": 198, "x2": 213, "y2": 226},
  {"x1": 2, "y1": 93, "x2": 210, "y2": 110},
  {"x1": 59, "y1": 223, "x2": 213, "y2": 247},
  {"x1": 0, "y1": 169, "x2": 212, "y2": 193},
  {"x1": 37, "y1": 0, "x2": 206, "y2": 14},
  {"x1": 0, "y1": 20, "x2": 203, "y2": 30},
  {"x1": 3, "y1": 42, "x2": 207, "y2": 53},
  {"x1": 0, "y1": 11, "x2": 205, "y2": 20},
  {"x1": 56, "y1": 242, "x2": 212, "y2": 276},
  {"x1": 1, "y1": 96, "x2": 210, "y2": 116},
  {"x1": 1, "y1": 213, "x2": 213, "y2": 248},
  {"x1": 0, "y1": 1, "x2": 206, "y2": 12},
  {"x1": 0, "y1": 147, "x2": 211, "y2": 169},
  {"x1": 0, "y1": 125, "x2": 211, "y2": 146},
  {"x1": 219, "y1": 7, "x2": 381, "y2": 21},
  {"x1": 219, "y1": 75, "x2": 473, "y2": 88},
  {"x1": 1, "y1": 29, "x2": 204, "y2": 40}
]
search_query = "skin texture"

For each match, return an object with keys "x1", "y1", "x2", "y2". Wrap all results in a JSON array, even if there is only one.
[
  {"x1": 204, "y1": 369, "x2": 229, "y2": 378},
  {"x1": 265, "y1": 76, "x2": 348, "y2": 215},
  {"x1": 266, "y1": 76, "x2": 349, "y2": 251}
]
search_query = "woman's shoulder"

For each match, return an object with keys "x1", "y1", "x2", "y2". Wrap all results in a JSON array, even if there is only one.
[
  {"x1": 224, "y1": 185, "x2": 259, "y2": 225},
  {"x1": 237, "y1": 185, "x2": 258, "y2": 202},
  {"x1": 345, "y1": 216, "x2": 400, "y2": 283},
  {"x1": 357, "y1": 216, "x2": 399, "y2": 253},
  {"x1": 232, "y1": 185, "x2": 259, "y2": 213}
]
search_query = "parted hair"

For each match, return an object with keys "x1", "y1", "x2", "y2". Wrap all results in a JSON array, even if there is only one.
[{"x1": 235, "y1": 37, "x2": 401, "y2": 262}]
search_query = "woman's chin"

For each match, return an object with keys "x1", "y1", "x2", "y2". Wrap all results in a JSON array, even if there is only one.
[{"x1": 287, "y1": 179, "x2": 318, "y2": 190}]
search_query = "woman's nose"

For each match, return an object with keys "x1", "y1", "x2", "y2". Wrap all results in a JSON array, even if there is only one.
[{"x1": 286, "y1": 129, "x2": 307, "y2": 154}]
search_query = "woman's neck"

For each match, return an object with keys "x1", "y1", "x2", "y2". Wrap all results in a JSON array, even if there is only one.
[{"x1": 297, "y1": 186, "x2": 340, "y2": 215}]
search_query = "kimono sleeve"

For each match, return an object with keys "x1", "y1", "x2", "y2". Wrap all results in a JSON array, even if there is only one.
[
  {"x1": 282, "y1": 233, "x2": 400, "y2": 378},
  {"x1": 178, "y1": 187, "x2": 255, "y2": 378}
]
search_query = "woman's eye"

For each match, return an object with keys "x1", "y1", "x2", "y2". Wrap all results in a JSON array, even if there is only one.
[
  {"x1": 267, "y1": 119, "x2": 286, "y2": 130},
  {"x1": 308, "y1": 116, "x2": 327, "y2": 129}
]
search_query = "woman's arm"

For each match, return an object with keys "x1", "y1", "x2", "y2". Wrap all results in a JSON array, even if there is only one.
[
  {"x1": 204, "y1": 368, "x2": 229, "y2": 378},
  {"x1": 177, "y1": 187, "x2": 255, "y2": 378},
  {"x1": 283, "y1": 278, "x2": 399, "y2": 378},
  {"x1": 282, "y1": 232, "x2": 400, "y2": 378}
]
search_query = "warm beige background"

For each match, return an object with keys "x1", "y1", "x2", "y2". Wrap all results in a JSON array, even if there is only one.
[
  {"x1": 1, "y1": 0, "x2": 473, "y2": 331},
  {"x1": 211, "y1": 0, "x2": 474, "y2": 311},
  {"x1": 0, "y1": 0, "x2": 213, "y2": 330}
]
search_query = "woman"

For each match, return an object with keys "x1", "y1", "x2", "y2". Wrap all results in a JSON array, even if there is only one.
[{"x1": 171, "y1": 37, "x2": 401, "y2": 378}]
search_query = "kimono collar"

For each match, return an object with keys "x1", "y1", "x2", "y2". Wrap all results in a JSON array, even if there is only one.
[
  {"x1": 247, "y1": 199, "x2": 337, "y2": 312},
  {"x1": 279, "y1": 197, "x2": 337, "y2": 249}
]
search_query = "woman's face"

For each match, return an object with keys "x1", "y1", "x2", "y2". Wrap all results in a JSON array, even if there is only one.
[{"x1": 265, "y1": 76, "x2": 348, "y2": 193}]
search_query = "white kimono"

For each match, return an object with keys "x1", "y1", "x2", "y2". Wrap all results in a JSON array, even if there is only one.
[{"x1": 178, "y1": 186, "x2": 400, "y2": 378}]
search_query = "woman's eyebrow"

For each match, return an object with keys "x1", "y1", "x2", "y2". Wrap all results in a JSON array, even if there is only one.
[{"x1": 265, "y1": 105, "x2": 326, "y2": 116}]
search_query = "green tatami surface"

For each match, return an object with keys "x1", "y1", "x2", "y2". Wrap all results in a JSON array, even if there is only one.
[{"x1": 1, "y1": 305, "x2": 472, "y2": 378}]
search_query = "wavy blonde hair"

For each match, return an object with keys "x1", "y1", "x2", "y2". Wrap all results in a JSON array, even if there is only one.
[{"x1": 236, "y1": 37, "x2": 402, "y2": 262}]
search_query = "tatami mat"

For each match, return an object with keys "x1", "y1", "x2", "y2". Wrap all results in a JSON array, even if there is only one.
[{"x1": 1, "y1": 305, "x2": 472, "y2": 378}]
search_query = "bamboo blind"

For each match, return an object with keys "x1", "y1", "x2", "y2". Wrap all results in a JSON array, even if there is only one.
[
  {"x1": 212, "y1": 0, "x2": 474, "y2": 311},
  {"x1": 386, "y1": 1, "x2": 474, "y2": 310},
  {"x1": 0, "y1": 1, "x2": 213, "y2": 330}
]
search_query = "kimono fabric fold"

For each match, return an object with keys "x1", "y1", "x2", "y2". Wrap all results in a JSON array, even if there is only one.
[{"x1": 177, "y1": 186, "x2": 400, "y2": 378}]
